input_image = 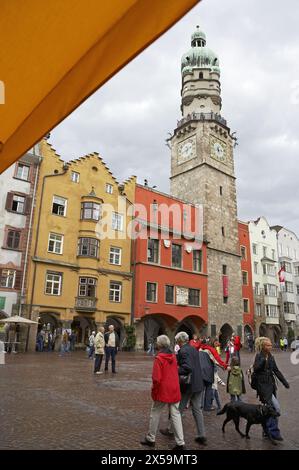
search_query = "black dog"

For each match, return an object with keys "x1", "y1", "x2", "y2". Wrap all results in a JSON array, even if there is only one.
[{"x1": 217, "y1": 402, "x2": 280, "y2": 445}]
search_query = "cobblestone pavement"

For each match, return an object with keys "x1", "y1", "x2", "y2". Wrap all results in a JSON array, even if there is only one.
[{"x1": 0, "y1": 350, "x2": 298, "y2": 450}]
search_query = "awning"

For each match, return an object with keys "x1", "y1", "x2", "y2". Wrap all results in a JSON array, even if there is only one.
[
  {"x1": 0, "y1": 0, "x2": 200, "y2": 173},
  {"x1": 0, "y1": 315, "x2": 38, "y2": 324}
]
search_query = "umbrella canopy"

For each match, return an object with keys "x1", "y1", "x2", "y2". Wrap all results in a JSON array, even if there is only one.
[
  {"x1": 0, "y1": 0, "x2": 200, "y2": 173},
  {"x1": 0, "y1": 315, "x2": 38, "y2": 325}
]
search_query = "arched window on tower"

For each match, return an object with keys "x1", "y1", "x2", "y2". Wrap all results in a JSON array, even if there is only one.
[{"x1": 199, "y1": 72, "x2": 203, "y2": 79}]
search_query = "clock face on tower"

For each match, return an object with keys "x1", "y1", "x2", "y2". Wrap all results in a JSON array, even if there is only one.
[
  {"x1": 177, "y1": 136, "x2": 196, "y2": 164},
  {"x1": 210, "y1": 137, "x2": 226, "y2": 162}
]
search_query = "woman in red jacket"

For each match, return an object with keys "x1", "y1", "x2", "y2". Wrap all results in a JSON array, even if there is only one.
[{"x1": 140, "y1": 335, "x2": 185, "y2": 450}]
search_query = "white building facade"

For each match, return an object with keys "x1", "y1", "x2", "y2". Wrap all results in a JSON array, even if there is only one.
[{"x1": 248, "y1": 217, "x2": 281, "y2": 344}]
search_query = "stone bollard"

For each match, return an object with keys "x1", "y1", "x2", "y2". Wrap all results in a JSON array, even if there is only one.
[{"x1": 0, "y1": 340, "x2": 5, "y2": 365}]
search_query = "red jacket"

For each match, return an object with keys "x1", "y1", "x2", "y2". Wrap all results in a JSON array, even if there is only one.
[
  {"x1": 151, "y1": 351, "x2": 181, "y2": 403},
  {"x1": 189, "y1": 339, "x2": 201, "y2": 350},
  {"x1": 199, "y1": 343, "x2": 227, "y2": 369},
  {"x1": 234, "y1": 336, "x2": 242, "y2": 352}
]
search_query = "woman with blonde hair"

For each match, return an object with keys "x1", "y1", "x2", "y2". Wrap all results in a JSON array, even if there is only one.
[{"x1": 253, "y1": 336, "x2": 289, "y2": 441}]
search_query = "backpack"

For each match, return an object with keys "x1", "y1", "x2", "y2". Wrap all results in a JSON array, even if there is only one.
[{"x1": 247, "y1": 365, "x2": 258, "y2": 390}]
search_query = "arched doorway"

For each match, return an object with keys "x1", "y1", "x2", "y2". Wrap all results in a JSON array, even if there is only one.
[
  {"x1": 272, "y1": 325, "x2": 281, "y2": 348},
  {"x1": 71, "y1": 315, "x2": 95, "y2": 347},
  {"x1": 219, "y1": 323, "x2": 233, "y2": 348},
  {"x1": 38, "y1": 312, "x2": 59, "y2": 334},
  {"x1": 259, "y1": 323, "x2": 267, "y2": 337},
  {"x1": 244, "y1": 324, "x2": 254, "y2": 348},
  {"x1": 143, "y1": 316, "x2": 166, "y2": 351}
]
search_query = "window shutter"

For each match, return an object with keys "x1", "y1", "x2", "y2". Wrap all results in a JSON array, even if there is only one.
[
  {"x1": 5, "y1": 192, "x2": 13, "y2": 211},
  {"x1": 14, "y1": 271, "x2": 22, "y2": 290},
  {"x1": 25, "y1": 196, "x2": 32, "y2": 215}
]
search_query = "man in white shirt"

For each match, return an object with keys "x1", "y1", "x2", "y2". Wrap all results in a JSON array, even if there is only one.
[{"x1": 104, "y1": 325, "x2": 120, "y2": 373}]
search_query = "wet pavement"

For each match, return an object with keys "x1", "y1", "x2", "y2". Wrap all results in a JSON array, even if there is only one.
[{"x1": 0, "y1": 349, "x2": 298, "y2": 450}]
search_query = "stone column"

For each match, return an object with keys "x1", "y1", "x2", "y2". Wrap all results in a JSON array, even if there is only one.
[{"x1": 135, "y1": 319, "x2": 144, "y2": 351}]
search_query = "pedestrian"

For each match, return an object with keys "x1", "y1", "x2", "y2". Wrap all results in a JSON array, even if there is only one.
[
  {"x1": 212, "y1": 366, "x2": 225, "y2": 411},
  {"x1": 94, "y1": 327, "x2": 105, "y2": 374},
  {"x1": 233, "y1": 333, "x2": 242, "y2": 364},
  {"x1": 189, "y1": 334, "x2": 201, "y2": 350},
  {"x1": 147, "y1": 338, "x2": 155, "y2": 356},
  {"x1": 253, "y1": 337, "x2": 290, "y2": 441},
  {"x1": 160, "y1": 331, "x2": 207, "y2": 446},
  {"x1": 140, "y1": 335, "x2": 185, "y2": 450},
  {"x1": 247, "y1": 334, "x2": 254, "y2": 353},
  {"x1": 59, "y1": 330, "x2": 69, "y2": 356},
  {"x1": 198, "y1": 346, "x2": 215, "y2": 411},
  {"x1": 88, "y1": 331, "x2": 96, "y2": 359},
  {"x1": 36, "y1": 331, "x2": 44, "y2": 352},
  {"x1": 225, "y1": 336, "x2": 235, "y2": 365},
  {"x1": 69, "y1": 330, "x2": 76, "y2": 352},
  {"x1": 279, "y1": 337, "x2": 284, "y2": 351},
  {"x1": 283, "y1": 337, "x2": 288, "y2": 352},
  {"x1": 104, "y1": 325, "x2": 119, "y2": 373},
  {"x1": 227, "y1": 356, "x2": 246, "y2": 402}
]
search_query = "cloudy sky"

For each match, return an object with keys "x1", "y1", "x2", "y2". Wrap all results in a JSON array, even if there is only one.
[{"x1": 50, "y1": 0, "x2": 299, "y2": 235}]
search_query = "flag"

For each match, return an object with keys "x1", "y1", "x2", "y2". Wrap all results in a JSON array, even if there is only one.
[{"x1": 278, "y1": 265, "x2": 285, "y2": 283}]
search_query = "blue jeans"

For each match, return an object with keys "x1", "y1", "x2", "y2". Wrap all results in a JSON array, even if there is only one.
[
  {"x1": 212, "y1": 389, "x2": 221, "y2": 410},
  {"x1": 266, "y1": 395, "x2": 281, "y2": 439},
  {"x1": 88, "y1": 345, "x2": 94, "y2": 358},
  {"x1": 105, "y1": 346, "x2": 117, "y2": 372}
]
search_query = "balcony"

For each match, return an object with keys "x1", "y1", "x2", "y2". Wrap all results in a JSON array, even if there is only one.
[
  {"x1": 176, "y1": 112, "x2": 227, "y2": 130},
  {"x1": 284, "y1": 313, "x2": 296, "y2": 322},
  {"x1": 75, "y1": 297, "x2": 97, "y2": 312},
  {"x1": 265, "y1": 316, "x2": 280, "y2": 325}
]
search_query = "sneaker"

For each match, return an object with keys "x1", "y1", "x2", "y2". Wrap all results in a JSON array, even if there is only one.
[
  {"x1": 140, "y1": 438, "x2": 155, "y2": 447},
  {"x1": 160, "y1": 428, "x2": 174, "y2": 437},
  {"x1": 195, "y1": 436, "x2": 207, "y2": 446},
  {"x1": 172, "y1": 444, "x2": 186, "y2": 451},
  {"x1": 95, "y1": 371, "x2": 103, "y2": 375}
]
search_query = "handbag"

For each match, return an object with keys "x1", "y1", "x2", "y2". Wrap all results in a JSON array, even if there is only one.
[{"x1": 179, "y1": 373, "x2": 192, "y2": 385}]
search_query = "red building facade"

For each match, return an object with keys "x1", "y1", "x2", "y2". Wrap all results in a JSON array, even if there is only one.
[
  {"x1": 133, "y1": 185, "x2": 208, "y2": 350},
  {"x1": 238, "y1": 221, "x2": 255, "y2": 343}
]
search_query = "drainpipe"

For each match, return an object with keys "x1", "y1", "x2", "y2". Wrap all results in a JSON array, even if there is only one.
[
  {"x1": 26, "y1": 163, "x2": 69, "y2": 350},
  {"x1": 19, "y1": 156, "x2": 42, "y2": 316}
]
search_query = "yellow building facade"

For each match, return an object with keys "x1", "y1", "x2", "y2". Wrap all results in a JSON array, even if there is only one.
[{"x1": 26, "y1": 140, "x2": 135, "y2": 350}]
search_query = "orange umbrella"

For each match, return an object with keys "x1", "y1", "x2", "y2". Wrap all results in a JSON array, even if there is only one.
[{"x1": 0, "y1": 0, "x2": 200, "y2": 173}]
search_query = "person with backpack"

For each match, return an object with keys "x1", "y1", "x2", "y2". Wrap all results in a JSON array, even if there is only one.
[
  {"x1": 253, "y1": 336, "x2": 289, "y2": 441},
  {"x1": 227, "y1": 356, "x2": 246, "y2": 402}
]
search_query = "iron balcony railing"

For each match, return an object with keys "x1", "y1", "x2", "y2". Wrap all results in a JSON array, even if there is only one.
[
  {"x1": 177, "y1": 112, "x2": 227, "y2": 129},
  {"x1": 75, "y1": 297, "x2": 97, "y2": 311}
]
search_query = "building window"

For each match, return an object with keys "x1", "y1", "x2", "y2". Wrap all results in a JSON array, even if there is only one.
[
  {"x1": 165, "y1": 285, "x2": 174, "y2": 304},
  {"x1": 296, "y1": 285, "x2": 299, "y2": 295},
  {"x1": 71, "y1": 171, "x2": 80, "y2": 183},
  {"x1": 109, "y1": 281, "x2": 122, "y2": 302},
  {"x1": 0, "y1": 269, "x2": 16, "y2": 288},
  {"x1": 52, "y1": 196, "x2": 67, "y2": 216},
  {"x1": 79, "y1": 277, "x2": 96, "y2": 297},
  {"x1": 106, "y1": 183, "x2": 113, "y2": 194},
  {"x1": 222, "y1": 265, "x2": 227, "y2": 275},
  {"x1": 285, "y1": 281, "x2": 294, "y2": 293},
  {"x1": 15, "y1": 163, "x2": 30, "y2": 181},
  {"x1": 254, "y1": 262, "x2": 259, "y2": 274},
  {"x1": 263, "y1": 246, "x2": 267, "y2": 257},
  {"x1": 281, "y1": 261, "x2": 292, "y2": 274},
  {"x1": 109, "y1": 247, "x2": 121, "y2": 265},
  {"x1": 78, "y1": 238, "x2": 99, "y2": 258},
  {"x1": 146, "y1": 282, "x2": 157, "y2": 302},
  {"x1": 295, "y1": 266, "x2": 299, "y2": 276},
  {"x1": 271, "y1": 249, "x2": 275, "y2": 261},
  {"x1": 220, "y1": 186, "x2": 223, "y2": 196},
  {"x1": 263, "y1": 263, "x2": 275, "y2": 276},
  {"x1": 188, "y1": 288, "x2": 200, "y2": 306},
  {"x1": 243, "y1": 299, "x2": 249, "y2": 313},
  {"x1": 45, "y1": 272, "x2": 62, "y2": 295},
  {"x1": 193, "y1": 250, "x2": 202, "y2": 272},
  {"x1": 6, "y1": 230, "x2": 21, "y2": 249},
  {"x1": 221, "y1": 226, "x2": 225, "y2": 237},
  {"x1": 265, "y1": 305, "x2": 279, "y2": 317},
  {"x1": 254, "y1": 282, "x2": 260, "y2": 295},
  {"x1": 172, "y1": 244, "x2": 182, "y2": 268},
  {"x1": 256, "y1": 303, "x2": 262, "y2": 316},
  {"x1": 264, "y1": 284, "x2": 278, "y2": 297},
  {"x1": 223, "y1": 296, "x2": 228, "y2": 304},
  {"x1": 284, "y1": 302, "x2": 295, "y2": 314},
  {"x1": 242, "y1": 271, "x2": 248, "y2": 285},
  {"x1": 252, "y1": 243, "x2": 257, "y2": 255},
  {"x1": 81, "y1": 202, "x2": 101, "y2": 221},
  {"x1": 48, "y1": 233, "x2": 63, "y2": 254},
  {"x1": 147, "y1": 239, "x2": 159, "y2": 263},
  {"x1": 240, "y1": 246, "x2": 247, "y2": 260},
  {"x1": 112, "y1": 212, "x2": 123, "y2": 231}
]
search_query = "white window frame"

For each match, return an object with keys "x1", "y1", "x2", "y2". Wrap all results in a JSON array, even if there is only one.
[
  {"x1": 242, "y1": 271, "x2": 248, "y2": 285},
  {"x1": 0, "y1": 269, "x2": 16, "y2": 288},
  {"x1": 252, "y1": 243, "x2": 258, "y2": 255},
  {"x1": 48, "y1": 233, "x2": 64, "y2": 254},
  {"x1": 254, "y1": 262, "x2": 259, "y2": 274},
  {"x1": 240, "y1": 246, "x2": 247, "y2": 260},
  {"x1": 112, "y1": 212, "x2": 124, "y2": 231},
  {"x1": 52, "y1": 196, "x2": 67, "y2": 217},
  {"x1": 188, "y1": 288, "x2": 201, "y2": 307},
  {"x1": 16, "y1": 163, "x2": 30, "y2": 181},
  {"x1": 109, "y1": 281, "x2": 122, "y2": 302},
  {"x1": 45, "y1": 272, "x2": 62, "y2": 296},
  {"x1": 71, "y1": 171, "x2": 80, "y2": 183},
  {"x1": 12, "y1": 195, "x2": 25, "y2": 213},
  {"x1": 109, "y1": 246, "x2": 122, "y2": 265},
  {"x1": 146, "y1": 282, "x2": 158, "y2": 303},
  {"x1": 106, "y1": 183, "x2": 113, "y2": 194},
  {"x1": 256, "y1": 303, "x2": 262, "y2": 316}
]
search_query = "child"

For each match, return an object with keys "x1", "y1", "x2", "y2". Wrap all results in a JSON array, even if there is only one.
[
  {"x1": 227, "y1": 356, "x2": 246, "y2": 402},
  {"x1": 212, "y1": 366, "x2": 225, "y2": 411}
]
